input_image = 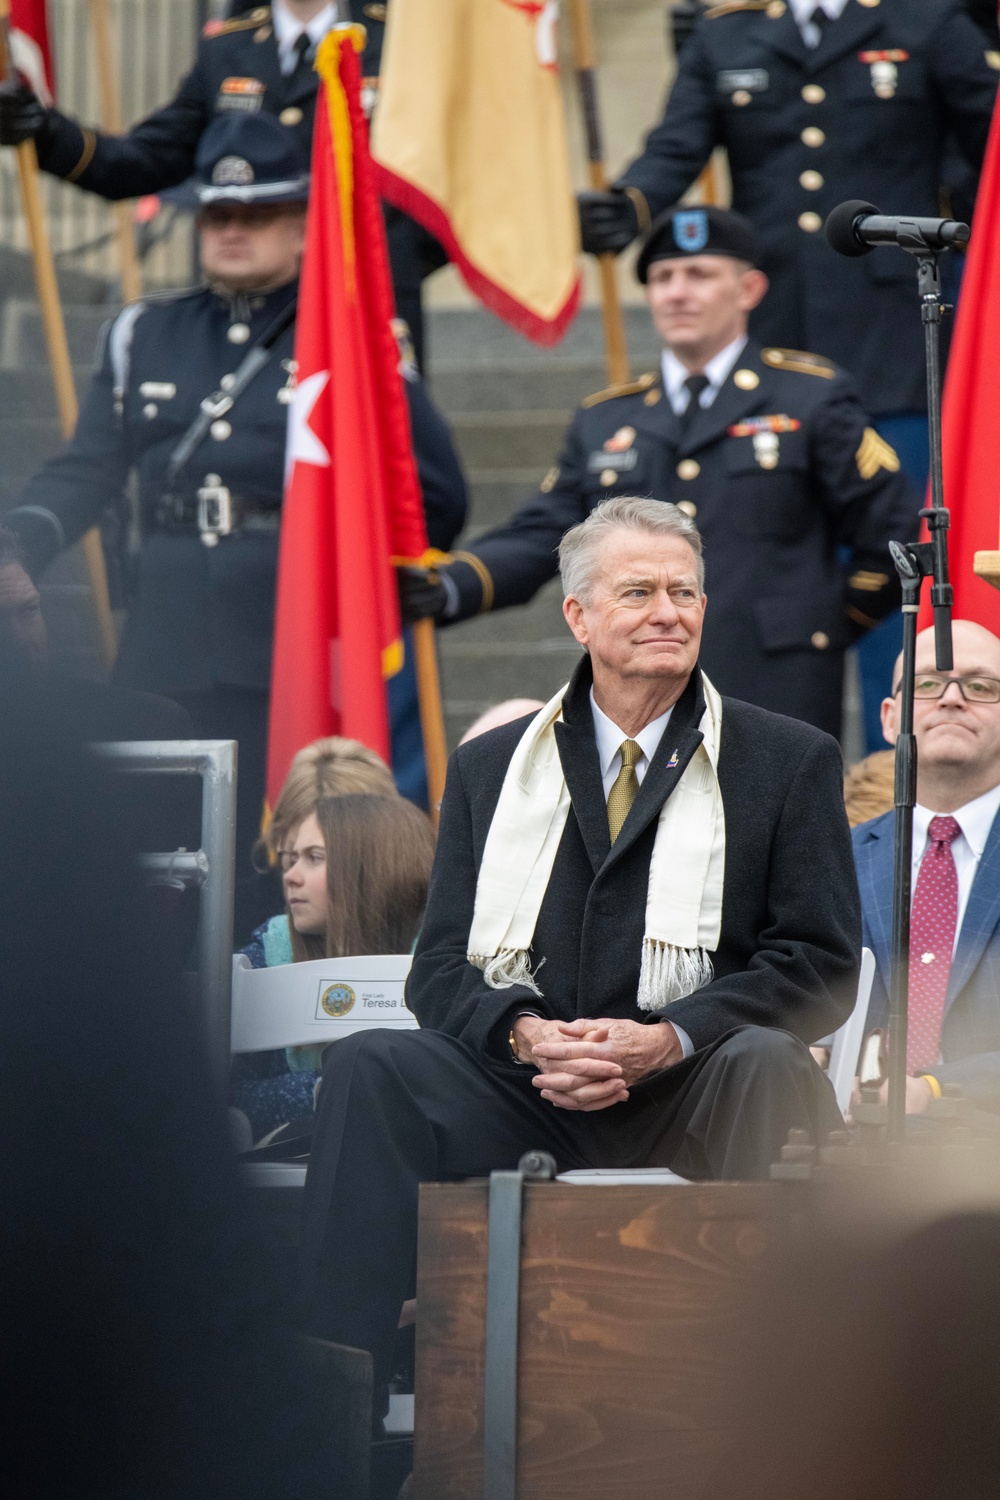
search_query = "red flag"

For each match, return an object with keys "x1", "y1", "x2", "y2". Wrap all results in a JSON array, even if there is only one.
[
  {"x1": 9, "y1": 0, "x2": 54, "y2": 103},
  {"x1": 917, "y1": 94, "x2": 1000, "y2": 634},
  {"x1": 266, "y1": 26, "x2": 432, "y2": 807}
]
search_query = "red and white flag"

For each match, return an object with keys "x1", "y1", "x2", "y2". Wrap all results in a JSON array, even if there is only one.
[
  {"x1": 266, "y1": 27, "x2": 432, "y2": 806},
  {"x1": 9, "y1": 0, "x2": 54, "y2": 104}
]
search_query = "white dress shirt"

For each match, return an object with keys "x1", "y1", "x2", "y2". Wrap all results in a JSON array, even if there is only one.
[
  {"x1": 788, "y1": 0, "x2": 849, "y2": 46},
  {"x1": 912, "y1": 784, "x2": 1000, "y2": 957},
  {"x1": 590, "y1": 688, "x2": 674, "y2": 797},
  {"x1": 661, "y1": 335, "x2": 748, "y2": 417},
  {"x1": 272, "y1": 0, "x2": 339, "y2": 74}
]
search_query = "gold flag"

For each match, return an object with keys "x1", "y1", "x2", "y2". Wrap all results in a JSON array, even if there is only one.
[{"x1": 371, "y1": 0, "x2": 580, "y2": 344}]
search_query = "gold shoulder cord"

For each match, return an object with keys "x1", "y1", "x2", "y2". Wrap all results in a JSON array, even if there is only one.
[{"x1": 451, "y1": 551, "x2": 495, "y2": 614}]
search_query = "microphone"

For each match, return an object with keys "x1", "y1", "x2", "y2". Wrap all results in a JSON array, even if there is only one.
[{"x1": 825, "y1": 199, "x2": 970, "y2": 258}]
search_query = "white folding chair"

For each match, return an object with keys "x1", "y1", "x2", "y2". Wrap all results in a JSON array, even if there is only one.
[
  {"x1": 826, "y1": 946, "x2": 876, "y2": 1116},
  {"x1": 230, "y1": 952, "x2": 416, "y2": 1054}
]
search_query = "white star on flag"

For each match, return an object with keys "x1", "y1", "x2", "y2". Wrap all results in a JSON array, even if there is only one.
[{"x1": 286, "y1": 369, "x2": 331, "y2": 480}]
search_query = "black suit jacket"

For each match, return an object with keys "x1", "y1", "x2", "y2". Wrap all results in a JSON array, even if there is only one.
[
  {"x1": 407, "y1": 657, "x2": 860, "y2": 1060},
  {"x1": 616, "y1": 0, "x2": 997, "y2": 414}
]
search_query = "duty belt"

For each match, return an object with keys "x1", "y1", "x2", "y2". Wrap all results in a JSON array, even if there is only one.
[{"x1": 155, "y1": 477, "x2": 281, "y2": 546}]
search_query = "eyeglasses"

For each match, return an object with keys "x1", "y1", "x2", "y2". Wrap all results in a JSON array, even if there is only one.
[{"x1": 893, "y1": 673, "x2": 1000, "y2": 703}]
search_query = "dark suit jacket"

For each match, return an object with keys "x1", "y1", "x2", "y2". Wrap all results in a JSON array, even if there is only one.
[
  {"x1": 855, "y1": 809, "x2": 1000, "y2": 1100},
  {"x1": 407, "y1": 657, "x2": 860, "y2": 1061}
]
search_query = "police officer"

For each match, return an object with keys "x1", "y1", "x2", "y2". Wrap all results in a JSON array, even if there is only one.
[
  {"x1": 0, "y1": 1, "x2": 444, "y2": 364},
  {"x1": 6, "y1": 114, "x2": 466, "y2": 935},
  {"x1": 401, "y1": 206, "x2": 915, "y2": 739},
  {"x1": 577, "y1": 0, "x2": 997, "y2": 424}
]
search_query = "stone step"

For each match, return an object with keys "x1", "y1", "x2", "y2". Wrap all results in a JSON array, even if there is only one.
[
  {"x1": 450, "y1": 410, "x2": 573, "y2": 473},
  {"x1": 424, "y1": 306, "x2": 662, "y2": 369},
  {"x1": 0, "y1": 365, "x2": 93, "y2": 416},
  {"x1": 1, "y1": 298, "x2": 113, "y2": 369},
  {"x1": 429, "y1": 360, "x2": 610, "y2": 416}
]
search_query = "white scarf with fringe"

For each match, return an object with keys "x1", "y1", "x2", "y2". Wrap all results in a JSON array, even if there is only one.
[{"x1": 467, "y1": 673, "x2": 725, "y2": 1011}]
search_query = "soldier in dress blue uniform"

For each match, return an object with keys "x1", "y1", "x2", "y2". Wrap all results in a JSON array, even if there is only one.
[
  {"x1": 576, "y1": 0, "x2": 997, "y2": 749},
  {"x1": 0, "y1": 1, "x2": 445, "y2": 365},
  {"x1": 6, "y1": 114, "x2": 466, "y2": 937},
  {"x1": 577, "y1": 0, "x2": 997, "y2": 425},
  {"x1": 401, "y1": 206, "x2": 915, "y2": 739}
]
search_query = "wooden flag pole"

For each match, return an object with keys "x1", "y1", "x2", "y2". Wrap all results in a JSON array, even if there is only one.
[
  {"x1": 566, "y1": 0, "x2": 629, "y2": 387},
  {"x1": 87, "y1": 0, "x2": 141, "y2": 303},
  {"x1": 0, "y1": 6, "x2": 117, "y2": 669},
  {"x1": 411, "y1": 616, "x2": 448, "y2": 822},
  {"x1": 565, "y1": 0, "x2": 629, "y2": 387}
]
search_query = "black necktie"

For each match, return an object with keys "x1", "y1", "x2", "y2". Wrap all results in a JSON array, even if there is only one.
[
  {"x1": 290, "y1": 31, "x2": 312, "y2": 75},
  {"x1": 678, "y1": 374, "x2": 710, "y2": 436},
  {"x1": 807, "y1": 6, "x2": 830, "y2": 44}
]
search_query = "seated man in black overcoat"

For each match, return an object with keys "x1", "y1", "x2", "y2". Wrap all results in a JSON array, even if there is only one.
[{"x1": 300, "y1": 495, "x2": 860, "y2": 1398}]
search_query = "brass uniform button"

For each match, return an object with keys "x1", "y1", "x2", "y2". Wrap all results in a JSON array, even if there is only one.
[
  {"x1": 733, "y1": 368, "x2": 760, "y2": 391},
  {"x1": 766, "y1": 0, "x2": 786, "y2": 15},
  {"x1": 677, "y1": 459, "x2": 701, "y2": 480},
  {"x1": 644, "y1": 387, "x2": 661, "y2": 406},
  {"x1": 801, "y1": 84, "x2": 826, "y2": 104},
  {"x1": 801, "y1": 126, "x2": 826, "y2": 147},
  {"x1": 800, "y1": 170, "x2": 824, "y2": 191},
  {"x1": 798, "y1": 211, "x2": 822, "y2": 233},
  {"x1": 227, "y1": 322, "x2": 251, "y2": 344},
  {"x1": 211, "y1": 419, "x2": 233, "y2": 441},
  {"x1": 732, "y1": 89, "x2": 752, "y2": 106},
  {"x1": 600, "y1": 468, "x2": 617, "y2": 488},
  {"x1": 279, "y1": 106, "x2": 304, "y2": 126},
  {"x1": 677, "y1": 500, "x2": 697, "y2": 518},
  {"x1": 143, "y1": 402, "x2": 158, "y2": 419},
  {"x1": 811, "y1": 631, "x2": 830, "y2": 650}
]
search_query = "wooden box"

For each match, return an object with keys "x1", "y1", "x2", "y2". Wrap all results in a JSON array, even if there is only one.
[{"x1": 412, "y1": 1180, "x2": 786, "y2": 1499}]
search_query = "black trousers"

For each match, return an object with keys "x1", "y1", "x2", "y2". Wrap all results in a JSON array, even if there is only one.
[{"x1": 299, "y1": 1025, "x2": 841, "y2": 1388}]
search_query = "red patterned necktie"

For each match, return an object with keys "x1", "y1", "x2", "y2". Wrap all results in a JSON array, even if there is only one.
[{"x1": 907, "y1": 815, "x2": 961, "y2": 1073}]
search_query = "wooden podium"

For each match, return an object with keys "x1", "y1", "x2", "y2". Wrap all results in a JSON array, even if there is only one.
[{"x1": 411, "y1": 1180, "x2": 786, "y2": 1499}]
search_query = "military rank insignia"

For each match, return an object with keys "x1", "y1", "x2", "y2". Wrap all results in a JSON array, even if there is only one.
[
  {"x1": 856, "y1": 427, "x2": 901, "y2": 479},
  {"x1": 858, "y1": 49, "x2": 909, "y2": 99}
]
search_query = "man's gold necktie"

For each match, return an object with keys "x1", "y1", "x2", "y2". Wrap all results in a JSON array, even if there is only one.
[{"x1": 607, "y1": 739, "x2": 642, "y2": 842}]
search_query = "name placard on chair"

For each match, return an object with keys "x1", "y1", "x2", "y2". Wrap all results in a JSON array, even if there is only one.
[{"x1": 231, "y1": 953, "x2": 416, "y2": 1053}]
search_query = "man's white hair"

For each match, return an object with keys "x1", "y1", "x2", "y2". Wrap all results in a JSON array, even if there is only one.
[{"x1": 558, "y1": 496, "x2": 705, "y2": 604}]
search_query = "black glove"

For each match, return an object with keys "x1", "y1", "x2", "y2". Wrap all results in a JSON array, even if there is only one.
[
  {"x1": 0, "y1": 82, "x2": 48, "y2": 147},
  {"x1": 578, "y1": 189, "x2": 640, "y2": 256},
  {"x1": 397, "y1": 565, "x2": 448, "y2": 625},
  {"x1": 3, "y1": 505, "x2": 64, "y2": 577}
]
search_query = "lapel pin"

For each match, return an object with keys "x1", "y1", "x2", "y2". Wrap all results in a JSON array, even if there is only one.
[{"x1": 666, "y1": 749, "x2": 679, "y2": 769}]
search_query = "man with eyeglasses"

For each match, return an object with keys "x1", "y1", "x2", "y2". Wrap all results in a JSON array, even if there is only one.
[{"x1": 854, "y1": 618, "x2": 1000, "y2": 1113}]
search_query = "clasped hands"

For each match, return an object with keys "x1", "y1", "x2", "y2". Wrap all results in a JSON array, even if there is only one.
[{"x1": 511, "y1": 1014, "x2": 683, "y2": 1112}]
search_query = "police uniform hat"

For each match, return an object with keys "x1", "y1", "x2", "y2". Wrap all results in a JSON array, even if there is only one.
[
  {"x1": 635, "y1": 205, "x2": 759, "y2": 283},
  {"x1": 170, "y1": 113, "x2": 310, "y2": 209}
]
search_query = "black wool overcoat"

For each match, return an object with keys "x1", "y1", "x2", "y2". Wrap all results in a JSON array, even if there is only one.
[{"x1": 407, "y1": 657, "x2": 861, "y2": 1062}]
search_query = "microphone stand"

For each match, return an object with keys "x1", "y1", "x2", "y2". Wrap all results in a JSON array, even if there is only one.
[{"x1": 886, "y1": 245, "x2": 954, "y2": 1145}]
